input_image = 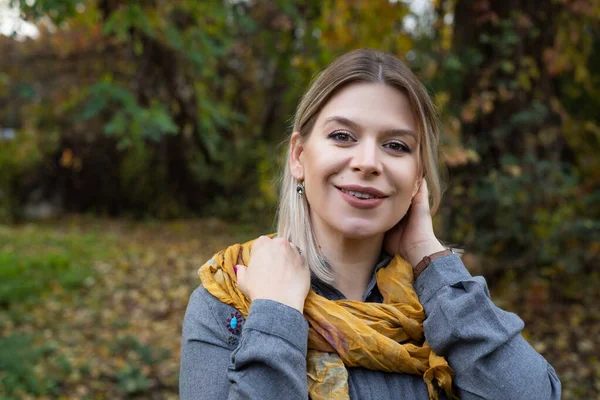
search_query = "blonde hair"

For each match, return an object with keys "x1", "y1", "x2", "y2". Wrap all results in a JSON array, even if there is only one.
[{"x1": 277, "y1": 48, "x2": 446, "y2": 285}]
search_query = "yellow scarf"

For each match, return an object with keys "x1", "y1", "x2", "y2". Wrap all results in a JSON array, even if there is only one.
[{"x1": 198, "y1": 238, "x2": 455, "y2": 400}]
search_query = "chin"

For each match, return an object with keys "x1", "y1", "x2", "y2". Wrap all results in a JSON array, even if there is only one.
[{"x1": 333, "y1": 220, "x2": 386, "y2": 240}]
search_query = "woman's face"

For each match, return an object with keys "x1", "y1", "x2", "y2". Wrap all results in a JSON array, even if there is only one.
[{"x1": 290, "y1": 82, "x2": 422, "y2": 240}]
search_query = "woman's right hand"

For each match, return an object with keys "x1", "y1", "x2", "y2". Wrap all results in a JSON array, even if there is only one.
[{"x1": 235, "y1": 236, "x2": 311, "y2": 313}]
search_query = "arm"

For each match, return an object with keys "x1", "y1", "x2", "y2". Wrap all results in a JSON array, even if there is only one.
[
  {"x1": 180, "y1": 286, "x2": 309, "y2": 400},
  {"x1": 415, "y1": 254, "x2": 561, "y2": 400}
]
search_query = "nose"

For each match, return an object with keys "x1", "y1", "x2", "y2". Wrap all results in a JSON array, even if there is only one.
[{"x1": 350, "y1": 139, "x2": 381, "y2": 176}]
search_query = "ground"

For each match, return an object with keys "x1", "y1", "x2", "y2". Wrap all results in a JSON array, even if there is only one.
[{"x1": 0, "y1": 217, "x2": 597, "y2": 399}]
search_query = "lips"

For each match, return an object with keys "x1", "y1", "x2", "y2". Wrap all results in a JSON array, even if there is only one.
[
  {"x1": 335, "y1": 185, "x2": 388, "y2": 210},
  {"x1": 340, "y1": 188, "x2": 380, "y2": 199},
  {"x1": 335, "y1": 185, "x2": 387, "y2": 199}
]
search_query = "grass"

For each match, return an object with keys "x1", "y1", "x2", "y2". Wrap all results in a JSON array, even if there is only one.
[
  {"x1": 0, "y1": 222, "x2": 117, "y2": 306},
  {"x1": 0, "y1": 221, "x2": 119, "y2": 396},
  {"x1": 0, "y1": 334, "x2": 68, "y2": 398},
  {"x1": 0, "y1": 217, "x2": 245, "y2": 399}
]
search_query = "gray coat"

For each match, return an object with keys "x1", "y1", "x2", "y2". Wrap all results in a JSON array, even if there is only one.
[{"x1": 180, "y1": 253, "x2": 561, "y2": 399}]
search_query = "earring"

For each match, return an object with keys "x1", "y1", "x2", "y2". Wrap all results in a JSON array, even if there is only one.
[{"x1": 296, "y1": 181, "x2": 305, "y2": 196}]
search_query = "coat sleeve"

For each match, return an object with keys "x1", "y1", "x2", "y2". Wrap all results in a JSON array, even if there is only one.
[
  {"x1": 179, "y1": 286, "x2": 309, "y2": 400},
  {"x1": 415, "y1": 254, "x2": 561, "y2": 400}
]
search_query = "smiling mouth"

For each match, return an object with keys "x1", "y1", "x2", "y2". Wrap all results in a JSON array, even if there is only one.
[{"x1": 337, "y1": 187, "x2": 385, "y2": 200}]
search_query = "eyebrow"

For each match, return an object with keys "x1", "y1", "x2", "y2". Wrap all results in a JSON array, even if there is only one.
[{"x1": 323, "y1": 116, "x2": 417, "y2": 140}]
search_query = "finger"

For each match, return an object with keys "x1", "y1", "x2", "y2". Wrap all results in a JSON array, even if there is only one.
[
  {"x1": 413, "y1": 179, "x2": 430, "y2": 208},
  {"x1": 255, "y1": 235, "x2": 271, "y2": 246},
  {"x1": 251, "y1": 236, "x2": 268, "y2": 254},
  {"x1": 233, "y1": 264, "x2": 246, "y2": 286},
  {"x1": 235, "y1": 264, "x2": 248, "y2": 294},
  {"x1": 289, "y1": 242, "x2": 303, "y2": 256},
  {"x1": 235, "y1": 264, "x2": 245, "y2": 280}
]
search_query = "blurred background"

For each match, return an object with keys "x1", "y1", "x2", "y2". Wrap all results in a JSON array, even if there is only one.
[{"x1": 0, "y1": 0, "x2": 599, "y2": 398}]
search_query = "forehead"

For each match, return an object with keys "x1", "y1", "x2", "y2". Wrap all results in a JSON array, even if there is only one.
[{"x1": 316, "y1": 82, "x2": 417, "y2": 134}]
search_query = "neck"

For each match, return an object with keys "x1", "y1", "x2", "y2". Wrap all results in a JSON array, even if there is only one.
[{"x1": 311, "y1": 216, "x2": 383, "y2": 301}]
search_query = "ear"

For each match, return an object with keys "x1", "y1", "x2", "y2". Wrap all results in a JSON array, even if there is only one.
[{"x1": 289, "y1": 131, "x2": 305, "y2": 181}]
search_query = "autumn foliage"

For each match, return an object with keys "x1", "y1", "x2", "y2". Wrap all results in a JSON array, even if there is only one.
[{"x1": 0, "y1": 0, "x2": 599, "y2": 398}]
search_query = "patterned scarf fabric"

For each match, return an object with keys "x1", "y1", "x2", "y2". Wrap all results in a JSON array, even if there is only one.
[{"x1": 198, "y1": 237, "x2": 455, "y2": 400}]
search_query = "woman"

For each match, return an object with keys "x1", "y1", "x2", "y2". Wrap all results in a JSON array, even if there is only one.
[{"x1": 180, "y1": 49, "x2": 561, "y2": 400}]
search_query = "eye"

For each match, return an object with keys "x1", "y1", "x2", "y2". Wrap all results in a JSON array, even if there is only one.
[
  {"x1": 383, "y1": 141, "x2": 411, "y2": 153},
  {"x1": 327, "y1": 131, "x2": 355, "y2": 143}
]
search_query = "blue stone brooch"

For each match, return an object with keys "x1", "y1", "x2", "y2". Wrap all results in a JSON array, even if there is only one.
[{"x1": 227, "y1": 311, "x2": 244, "y2": 335}]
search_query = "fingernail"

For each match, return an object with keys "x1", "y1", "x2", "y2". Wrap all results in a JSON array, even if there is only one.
[{"x1": 233, "y1": 266, "x2": 238, "y2": 274}]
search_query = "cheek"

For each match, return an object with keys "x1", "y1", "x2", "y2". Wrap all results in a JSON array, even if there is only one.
[
  {"x1": 389, "y1": 166, "x2": 419, "y2": 203},
  {"x1": 392, "y1": 193, "x2": 412, "y2": 218},
  {"x1": 303, "y1": 148, "x2": 344, "y2": 184}
]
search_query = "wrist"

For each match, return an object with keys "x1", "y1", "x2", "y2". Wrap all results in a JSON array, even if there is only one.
[{"x1": 405, "y1": 240, "x2": 446, "y2": 267}]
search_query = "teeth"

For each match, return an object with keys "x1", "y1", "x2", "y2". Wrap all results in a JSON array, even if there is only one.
[{"x1": 341, "y1": 189, "x2": 378, "y2": 199}]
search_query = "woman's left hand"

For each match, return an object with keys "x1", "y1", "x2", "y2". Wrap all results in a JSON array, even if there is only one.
[{"x1": 383, "y1": 179, "x2": 446, "y2": 267}]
